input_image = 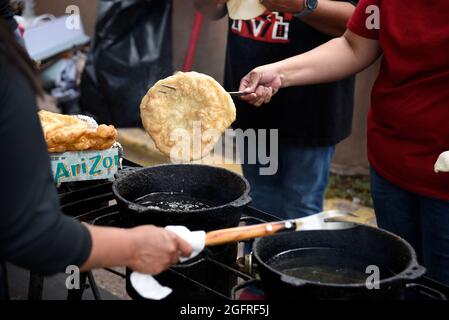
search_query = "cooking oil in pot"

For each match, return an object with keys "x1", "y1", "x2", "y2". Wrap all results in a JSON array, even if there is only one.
[
  {"x1": 134, "y1": 192, "x2": 217, "y2": 211},
  {"x1": 266, "y1": 248, "x2": 393, "y2": 285},
  {"x1": 277, "y1": 264, "x2": 368, "y2": 284}
]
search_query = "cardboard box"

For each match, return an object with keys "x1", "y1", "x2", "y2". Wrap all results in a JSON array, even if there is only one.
[{"x1": 50, "y1": 143, "x2": 123, "y2": 184}]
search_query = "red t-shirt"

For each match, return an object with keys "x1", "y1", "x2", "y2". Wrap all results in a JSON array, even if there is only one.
[{"x1": 348, "y1": 0, "x2": 449, "y2": 200}]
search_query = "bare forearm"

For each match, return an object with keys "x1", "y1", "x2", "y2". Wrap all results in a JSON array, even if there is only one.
[
  {"x1": 80, "y1": 225, "x2": 135, "y2": 271},
  {"x1": 194, "y1": 0, "x2": 227, "y2": 20},
  {"x1": 274, "y1": 31, "x2": 381, "y2": 87},
  {"x1": 301, "y1": 1, "x2": 356, "y2": 37},
  {"x1": 80, "y1": 224, "x2": 192, "y2": 275},
  {"x1": 238, "y1": 29, "x2": 382, "y2": 106}
]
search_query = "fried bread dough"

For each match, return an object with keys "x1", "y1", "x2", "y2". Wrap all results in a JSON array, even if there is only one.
[
  {"x1": 38, "y1": 110, "x2": 117, "y2": 153},
  {"x1": 227, "y1": 0, "x2": 266, "y2": 20},
  {"x1": 140, "y1": 72, "x2": 236, "y2": 161}
]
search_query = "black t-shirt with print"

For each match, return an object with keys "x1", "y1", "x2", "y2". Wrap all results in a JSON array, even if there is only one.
[{"x1": 225, "y1": 2, "x2": 357, "y2": 146}]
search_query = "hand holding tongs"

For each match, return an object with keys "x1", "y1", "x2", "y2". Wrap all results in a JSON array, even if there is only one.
[
  {"x1": 205, "y1": 210, "x2": 358, "y2": 246},
  {"x1": 227, "y1": 91, "x2": 246, "y2": 97},
  {"x1": 158, "y1": 84, "x2": 245, "y2": 97}
]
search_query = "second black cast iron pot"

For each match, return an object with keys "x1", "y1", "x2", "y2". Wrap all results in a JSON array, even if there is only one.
[{"x1": 253, "y1": 224, "x2": 426, "y2": 300}]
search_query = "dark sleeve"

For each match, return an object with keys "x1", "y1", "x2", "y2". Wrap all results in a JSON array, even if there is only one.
[
  {"x1": 0, "y1": 0, "x2": 18, "y2": 31},
  {"x1": 0, "y1": 62, "x2": 92, "y2": 275}
]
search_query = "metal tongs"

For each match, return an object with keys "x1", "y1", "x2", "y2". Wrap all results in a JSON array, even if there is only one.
[
  {"x1": 227, "y1": 91, "x2": 246, "y2": 97},
  {"x1": 158, "y1": 84, "x2": 177, "y2": 94},
  {"x1": 205, "y1": 210, "x2": 358, "y2": 246},
  {"x1": 158, "y1": 84, "x2": 245, "y2": 97}
]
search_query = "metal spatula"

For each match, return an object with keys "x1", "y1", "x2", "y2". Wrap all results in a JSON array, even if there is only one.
[{"x1": 205, "y1": 210, "x2": 358, "y2": 247}]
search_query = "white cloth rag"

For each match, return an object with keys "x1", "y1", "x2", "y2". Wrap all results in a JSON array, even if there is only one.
[
  {"x1": 130, "y1": 226, "x2": 206, "y2": 300},
  {"x1": 435, "y1": 151, "x2": 449, "y2": 173}
]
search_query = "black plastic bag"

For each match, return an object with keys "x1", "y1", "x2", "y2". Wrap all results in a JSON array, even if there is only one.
[{"x1": 80, "y1": 0, "x2": 173, "y2": 127}]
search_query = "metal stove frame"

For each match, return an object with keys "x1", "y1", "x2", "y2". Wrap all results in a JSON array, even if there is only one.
[
  {"x1": 24, "y1": 160, "x2": 278, "y2": 300},
  {"x1": 23, "y1": 160, "x2": 449, "y2": 300}
]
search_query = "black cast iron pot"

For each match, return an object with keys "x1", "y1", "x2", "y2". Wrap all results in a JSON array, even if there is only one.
[
  {"x1": 253, "y1": 224, "x2": 426, "y2": 300},
  {"x1": 112, "y1": 164, "x2": 251, "y2": 231}
]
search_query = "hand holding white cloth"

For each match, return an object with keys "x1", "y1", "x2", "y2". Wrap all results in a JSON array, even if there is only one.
[
  {"x1": 130, "y1": 226, "x2": 206, "y2": 300},
  {"x1": 434, "y1": 151, "x2": 449, "y2": 173}
]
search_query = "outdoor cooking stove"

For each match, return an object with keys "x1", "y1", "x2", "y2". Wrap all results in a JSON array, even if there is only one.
[
  {"x1": 26, "y1": 159, "x2": 448, "y2": 300},
  {"x1": 56, "y1": 159, "x2": 274, "y2": 300}
]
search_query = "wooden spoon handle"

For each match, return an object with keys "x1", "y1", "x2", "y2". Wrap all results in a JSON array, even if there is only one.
[{"x1": 205, "y1": 221, "x2": 298, "y2": 246}]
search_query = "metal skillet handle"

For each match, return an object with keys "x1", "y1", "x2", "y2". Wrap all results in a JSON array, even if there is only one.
[
  {"x1": 402, "y1": 264, "x2": 426, "y2": 281},
  {"x1": 205, "y1": 210, "x2": 355, "y2": 246}
]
